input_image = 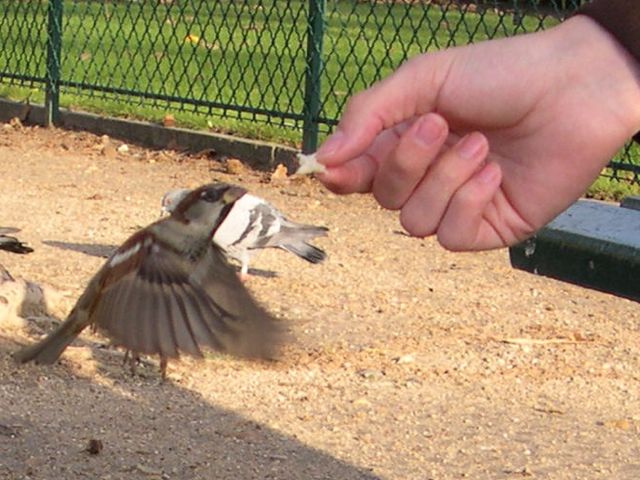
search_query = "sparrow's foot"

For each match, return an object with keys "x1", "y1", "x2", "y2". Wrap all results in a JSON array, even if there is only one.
[{"x1": 122, "y1": 349, "x2": 142, "y2": 375}]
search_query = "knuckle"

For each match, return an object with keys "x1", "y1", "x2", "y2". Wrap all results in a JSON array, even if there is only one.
[
  {"x1": 373, "y1": 187, "x2": 401, "y2": 210},
  {"x1": 389, "y1": 158, "x2": 418, "y2": 180},
  {"x1": 430, "y1": 165, "x2": 459, "y2": 187},
  {"x1": 436, "y1": 230, "x2": 463, "y2": 251},
  {"x1": 399, "y1": 208, "x2": 435, "y2": 238},
  {"x1": 344, "y1": 91, "x2": 370, "y2": 114}
]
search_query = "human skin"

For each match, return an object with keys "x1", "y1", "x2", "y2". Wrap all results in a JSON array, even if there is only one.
[{"x1": 315, "y1": 15, "x2": 640, "y2": 251}]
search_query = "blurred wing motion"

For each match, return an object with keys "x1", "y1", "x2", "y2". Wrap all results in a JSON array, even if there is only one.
[
  {"x1": 14, "y1": 183, "x2": 284, "y2": 368},
  {"x1": 93, "y1": 233, "x2": 282, "y2": 360}
]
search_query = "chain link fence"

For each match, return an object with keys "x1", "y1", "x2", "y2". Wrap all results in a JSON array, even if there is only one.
[{"x1": 0, "y1": 0, "x2": 637, "y2": 184}]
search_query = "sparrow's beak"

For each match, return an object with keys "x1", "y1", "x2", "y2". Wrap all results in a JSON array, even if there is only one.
[{"x1": 223, "y1": 185, "x2": 247, "y2": 204}]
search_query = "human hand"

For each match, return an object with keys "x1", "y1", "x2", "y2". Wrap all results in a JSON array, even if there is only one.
[{"x1": 316, "y1": 15, "x2": 640, "y2": 250}]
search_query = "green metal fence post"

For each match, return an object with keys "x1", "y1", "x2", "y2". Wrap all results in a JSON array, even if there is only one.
[
  {"x1": 45, "y1": 0, "x2": 63, "y2": 126},
  {"x1": 302, "y1": 0, "x2": 325, "y2": 153}
]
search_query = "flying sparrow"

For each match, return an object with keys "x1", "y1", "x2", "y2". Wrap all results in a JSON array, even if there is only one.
[{"x1": 14, "y1": 183, "x2": 284, "y2": 376}]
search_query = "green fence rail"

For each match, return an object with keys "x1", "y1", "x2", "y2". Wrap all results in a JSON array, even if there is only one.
[{"x1": 0, "y1": 0, "x2": 637, "y2": 183}]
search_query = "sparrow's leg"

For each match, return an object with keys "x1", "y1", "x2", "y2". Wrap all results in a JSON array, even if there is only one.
[
  {"x1": 160, "y1": 355, "x2": 168, "y2": 381},
  {"x1": 122, "y1": 349, "x2": 141, "y2": 375}
]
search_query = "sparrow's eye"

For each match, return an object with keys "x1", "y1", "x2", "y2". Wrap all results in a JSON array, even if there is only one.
[{"x1": 200, "y1": 187, "x2": 226, "y2": 203}]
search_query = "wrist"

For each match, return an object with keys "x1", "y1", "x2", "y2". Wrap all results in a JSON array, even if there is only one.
[{"x1": 556, "y1": 15, "x2": 640, "y2": 140}]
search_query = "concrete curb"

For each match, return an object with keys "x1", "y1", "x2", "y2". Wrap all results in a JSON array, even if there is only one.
[{"x1": 0, "y1": 99, "x2": 299, "y2": 171}]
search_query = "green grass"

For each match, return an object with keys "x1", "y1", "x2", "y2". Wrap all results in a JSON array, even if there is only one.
[
  {"x1": 587, "y1": 176, "x2": 640, "y2": 202},
  {"x1": 0, "y1": 1, "x2": 638, "y2": 198},
  {"x1": 0, "y1": 1, "x2": 560, "y2": 144},
  {"x1": 587, "y1": 142, "x2": 640, "y2": 200}
]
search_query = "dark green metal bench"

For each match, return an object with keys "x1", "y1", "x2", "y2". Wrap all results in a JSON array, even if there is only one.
[{"x1": 509, "y1": 197, "x2": 640, "y2": 302}]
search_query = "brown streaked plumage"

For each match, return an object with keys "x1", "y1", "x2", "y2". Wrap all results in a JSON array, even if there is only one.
[{"x1": 13, "y1": 183, "x2": 284, "y2": 376}]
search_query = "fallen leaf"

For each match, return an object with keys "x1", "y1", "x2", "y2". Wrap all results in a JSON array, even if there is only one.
[
  {"x1": 162, "y1": 114, "x2": 175, "y2": 128},
  {"x1": 101, "y1": 143, "x2": 116, "y2": 158},
  {"x1": 225, "y1": 158, "x2": 246, "y2": 175},
  {"x1": 270, "y1": 163, "x2": 288, "y2": 182},
  {"x1": 184, "y1": 34, "x2": 200, "y2": 44}
]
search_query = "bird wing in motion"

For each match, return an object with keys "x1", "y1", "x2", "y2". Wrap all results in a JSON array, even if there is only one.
[{"x1": 91, "y1": 231, "x2": 283, "y2": 361}]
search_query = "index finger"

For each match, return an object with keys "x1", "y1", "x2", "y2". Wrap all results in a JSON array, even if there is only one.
[{"x1": 316, "y1": 53, "x2": 450, "y2": 167}]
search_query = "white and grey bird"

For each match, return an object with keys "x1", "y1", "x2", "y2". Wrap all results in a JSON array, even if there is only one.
[
  {"x1": 14, "y1": 183, "x2": 284, "y2": 376},
  {"x1": 161, "y1": 188, "x2": 328, "y2": 277},
  {"x1": 0, "y1": 227, "x2": 33, "y2": 254}
]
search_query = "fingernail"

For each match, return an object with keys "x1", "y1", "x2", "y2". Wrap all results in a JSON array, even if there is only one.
[
  {"x1": 457, "y1": 132, "x2": 485, "y2": 160},
  {"x1": 317, "y1": 130, "x2": 345, "y2": 159},
  {"x1": 416, "y1": 115, "x2": 444, "y2": 146}
]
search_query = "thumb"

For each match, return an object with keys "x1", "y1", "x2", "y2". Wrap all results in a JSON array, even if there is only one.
[{"x1": 316, "y1": 53, "x2": 451, "y2": 167}]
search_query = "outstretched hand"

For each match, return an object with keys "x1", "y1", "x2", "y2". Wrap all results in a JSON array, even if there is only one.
[{"x1": 316, "y1": 15, "x2": 640, "y2": 251}]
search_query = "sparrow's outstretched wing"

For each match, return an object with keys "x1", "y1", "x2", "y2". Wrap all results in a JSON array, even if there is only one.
[
  {"x1": 15, "y1": 183, "x2": 285, "y2": 369},
  {"x1": 92, "y1": 232, "x2": 282, "y2": 360}
]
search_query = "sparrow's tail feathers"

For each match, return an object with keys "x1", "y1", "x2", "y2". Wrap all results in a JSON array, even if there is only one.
[
  {"x1": 0, "y1": 236, "x2": 34, "y2": 254},
  {"x1": 281, "y1": 242, "x2": 326, "y2": 264},
  {"x1": 13, "y1": 312, "x2": 84, "y2": 364}
]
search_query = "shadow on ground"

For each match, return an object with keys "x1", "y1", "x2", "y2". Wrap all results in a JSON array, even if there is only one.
[
  {"x1": 43, "y1": 240, "x2": 116, "y2": 259},
  {"x1": 0, "y1": 336, "x2": 378, "y2": 480}
]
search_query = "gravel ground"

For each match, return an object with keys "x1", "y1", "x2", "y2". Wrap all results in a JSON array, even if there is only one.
[{"x1": 0, "y1": 123, "x2": 639, "y2": 480}]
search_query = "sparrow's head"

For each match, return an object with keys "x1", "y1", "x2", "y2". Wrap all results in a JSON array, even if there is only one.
[
  {"x1": 160, "y1": 188, "x2": 190, "y2": 217},
  {"x1": 172, "y1": 183, "x2": 247, "y2": 231}
]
